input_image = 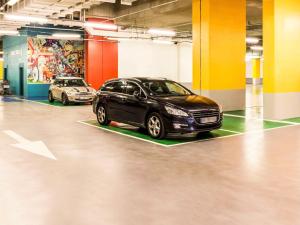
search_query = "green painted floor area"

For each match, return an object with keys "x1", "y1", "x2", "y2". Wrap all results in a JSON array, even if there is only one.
[
  {"x1": 225, "y1": 110, "x2": 246, "y2": 116},
  {"x1": 81, "y1": 113, "x2": 297, "y2": 147},
  {"x1": 223, "y1": 115, "x2": 290, "y2": 133},
  {"x1": 36, "y1": 100, "x2": 90, "y2": 107},
  {"x1": 283, "y1": 117, "x2": 300, "y2": 124},
  {"x1": 83, "y1": 120, "x2": 236, "y2": 147}
]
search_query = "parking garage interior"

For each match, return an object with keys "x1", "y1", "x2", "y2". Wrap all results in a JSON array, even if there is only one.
[{"x1": 1, "y1": 0, "x2": 300, "y2": 225}]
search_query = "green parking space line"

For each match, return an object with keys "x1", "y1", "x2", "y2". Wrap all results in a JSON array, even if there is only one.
[
  {"x1": 80, "y1": 120, "x2": 237, "y2": 147},
  {"x1": 223, "y1": 115, "x2": 291, "y2": 133},
  {"x1": 283, "y1": 117, "x2": 300, "y2": 124},
  {"x1": 35, "y1": 100, "x2": 90, "y2": 107}
]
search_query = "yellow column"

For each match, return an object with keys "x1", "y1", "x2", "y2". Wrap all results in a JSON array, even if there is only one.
[
  {"x1": 264, "y1": 0, "x2": 300, "y2": 119},
  {"x1": 252, "y1": 58, "x2": 261, "y2": 85},
  {"x1": 192, "y1": 0, "x2": 246, "y2": 111},
  {"x1": 0, "y1": 61, "x2": 3, "y2": 80}
]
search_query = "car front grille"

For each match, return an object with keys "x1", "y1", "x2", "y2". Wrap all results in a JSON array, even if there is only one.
[
  {"x1": 76, "y1": 92, "x2": 90, "y2": 96},
  {"x1": 191, "y1": 109, "x2": 221, "y2": 124}
]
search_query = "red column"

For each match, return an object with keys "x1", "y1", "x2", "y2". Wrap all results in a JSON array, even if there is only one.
[{"x1": 85, "y1": 19, "x2": 118, "y2": 90}]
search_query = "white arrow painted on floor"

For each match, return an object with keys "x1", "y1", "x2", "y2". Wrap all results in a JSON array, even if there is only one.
[{"x1": 3, "y1": 130, "x2": 57, "y2": 160}]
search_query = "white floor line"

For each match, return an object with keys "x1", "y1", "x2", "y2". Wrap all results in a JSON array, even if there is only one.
[
  {"x1": 78, "y1": 120, "x2": 169, "y2": 148},
  {"x1": 77, "y1": 120, "x2": 239, "y2": 148},
  {"x1": 224, "y1": 113, "x2": 299, "y2": 125},
  {"x1": 219, "y1": 129, "x2": 241, "y2": 134}
]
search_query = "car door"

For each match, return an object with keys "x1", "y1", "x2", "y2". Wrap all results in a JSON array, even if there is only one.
[
  {"x1": 122, "y1": 81, "x2": 149, "y2": 125},
  {"x1": 52, "y1": 80, "x2": 62, "y2": 99},
  {"x1": 106, "y1": 81, "x2": 127, "y2": 121}
]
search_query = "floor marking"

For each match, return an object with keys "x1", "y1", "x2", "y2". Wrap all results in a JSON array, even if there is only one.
[
  {"x1": 12, "y1": 97, "x2": 62, "y2": 108},
  {"x1": 3, "y1": 130, "x2": 57, "y2": 160},
  {"x1": 224, "y1": 113, "x2": 300, "y2": 125},
  {"x1": 219, "y1": 129, "x2": 242, "y2": 134},
  {"x1": 78, "y1": 120, "x2": 239, "y2": 148},
  {"x1": 77, "y1": 120, "x2": 169, "y2": 147}
]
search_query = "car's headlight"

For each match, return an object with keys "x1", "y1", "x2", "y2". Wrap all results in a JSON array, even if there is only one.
[
  {"x1": 218, "y1": 104, "x2": 223, "y2": 113},
  {"x1": 165, "y1": 106, "x2": 189, "y2": 117},
  {"x1": 66, "y1": 91, "x2": 75, "y2": 96}
]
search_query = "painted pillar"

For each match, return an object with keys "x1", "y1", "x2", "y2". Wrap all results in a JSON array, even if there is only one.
[
  {"x1": 192, "y1": 0, "x2": 246, "y2": 111},
  {"x1": 264, "y1": 0, "x2": 300, "y2": 119},
  {"x1": 85, "y1": 18, "x2": 118, "y2": 90},
  {"x1": 0, "y1": 60, "x2": 3, "y2": 80},
  {"x1": 252, "y1": 58, "x2": 261, "y2": 85}
]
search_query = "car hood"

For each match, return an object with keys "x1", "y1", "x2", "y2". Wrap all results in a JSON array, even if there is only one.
[
  {"x1": 64, "y1": 87, "x2": 95, "y2": 93},
  {"x1": 154, "y1": 95, "x2": 219, "y2": 111}
]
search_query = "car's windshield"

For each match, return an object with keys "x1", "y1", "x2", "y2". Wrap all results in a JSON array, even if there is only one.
[
  {"x1": 64, "y1": 79, "x2": 87, "y2": 87},
  {"x1": 143, "y1": 80, "x2": 192, "y2": 96}
]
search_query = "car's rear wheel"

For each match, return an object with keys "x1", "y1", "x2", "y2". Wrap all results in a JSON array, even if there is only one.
[
  {"x1": 62, "y1": 93, "x2": 69, "y2": 106},
  {"x1": 97, "y1": 105, "x2": 111, "y2": 126},
  {"x1": 147, "y1": 113, "x2": 166, "y2": 139},
  {"x1": 48, "y1": 91, "x2": 54, "y2": 103}
]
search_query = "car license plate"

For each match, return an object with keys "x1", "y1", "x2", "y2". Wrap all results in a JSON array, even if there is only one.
[
  {"x1": 79, "y1": 97, "x2": 89, "y2": 100},
  {"x1": 3, "y1": 85, "x2": 9, "y2": 88},
  {"x1": 201, "y1": 116, "x2": 217, "y2": 123}
]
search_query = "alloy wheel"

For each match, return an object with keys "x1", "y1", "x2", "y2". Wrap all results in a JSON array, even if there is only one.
[
  {"x1": 148, "y1": 116, "x2": 161, "y2": 137},
  {"x1": 97, "y1": 106, "x2": 106, "y2": 123}
]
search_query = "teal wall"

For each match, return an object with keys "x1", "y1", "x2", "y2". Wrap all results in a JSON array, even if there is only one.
[{"x1": 3, "y1": 35, "x2": 28, "y2": 96}]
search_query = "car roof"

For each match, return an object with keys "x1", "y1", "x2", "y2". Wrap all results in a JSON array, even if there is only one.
[
  {"x1": 55, "y1": 77, "x2": 83, "y2": 80},
  {"x1": 105, "y1": 77, "x2": 168, "y2": 83}
]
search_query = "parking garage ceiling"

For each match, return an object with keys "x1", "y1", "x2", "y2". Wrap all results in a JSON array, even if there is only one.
[{"x1": 0, "y1": 0, "x2": 262, "y2": 48}]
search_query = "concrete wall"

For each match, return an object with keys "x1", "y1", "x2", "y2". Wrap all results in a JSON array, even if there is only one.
[{"x1": 118, "y1": 41, "x2": 192, "y2": 84}]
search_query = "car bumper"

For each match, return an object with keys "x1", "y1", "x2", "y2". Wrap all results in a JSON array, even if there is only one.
[
  {"x1": 162, "y1": 114, "x2": 223, "y2": 134},
  {"x1": 68, "y1": 95, "x2": 95, "y2": 103}
]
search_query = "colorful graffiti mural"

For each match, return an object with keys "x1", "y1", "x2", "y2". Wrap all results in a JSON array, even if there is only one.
[{"x1": 27, "y1": 37, "x2": 84, "y2": 84}]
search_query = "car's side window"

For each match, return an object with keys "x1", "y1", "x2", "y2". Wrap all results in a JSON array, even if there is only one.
[
  {"x1": 102, "y1": 81, "x2": 126, "y2": 94},
  {"x1": 126, "y1": 82, "x2": 146, "y2": 98},
  {"x1": 126, "y1": 82, "x2": 140, "y2": 95},
  {"x1": 112, "y1": 81, "x2": 126, "y2": 93}
]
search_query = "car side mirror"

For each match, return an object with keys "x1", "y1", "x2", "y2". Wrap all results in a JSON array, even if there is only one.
[{"x1": 133, "y1": 90, "x2": 141, "y2": 99}]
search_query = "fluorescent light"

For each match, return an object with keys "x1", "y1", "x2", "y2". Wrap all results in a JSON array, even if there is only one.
[
  {"x1": 52, "y1": 33, "x2": 81, "y2": 39},
  {"x1": 7, "y1": 0, "x2": 19, "y2": 6},
  {"x1": 246, "y1": 37, "x2": 260, "y2": 44},
  {"x1": 153, "y1": 40, "x2": 174, "y2": 45},
  {"x1": 148, "y1": 29, "x2": 176, "y2": 37},
  {"x1": 4, "y1": 14, "x2": 48, "y2": 24},
  {"x1": 250, "y1": 45, "x2": 263, "y2": 51},
  {"x1": 84, "y1": 22, "x2": 118, "y2": 31},
  {"x1": 0, "y1": 30, "x2": 19, "y2": 35}
]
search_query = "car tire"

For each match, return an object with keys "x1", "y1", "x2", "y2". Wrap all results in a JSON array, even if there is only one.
[
  {"x1": 97, "y1": 105, "x2": 111, "y2": 126},
  {"x1": 48, "y1": 91, "x2": 54, "y2": 103},
  {"x1": 147, "y1": 112, "x2": 167, "y2": 139},
  {"x1": 62, "y1": 93, "x2": 69, "y2": 106}
]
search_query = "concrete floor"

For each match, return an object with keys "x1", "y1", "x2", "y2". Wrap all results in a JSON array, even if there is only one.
[{"x1": 1, "y1": 86, "x2": 300, "y2": 225}]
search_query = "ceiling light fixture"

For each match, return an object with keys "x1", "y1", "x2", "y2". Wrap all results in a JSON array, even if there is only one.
[
  {"x1": 153, "y1": 40, "x2": 174, "y2": 45},
  {"x1": 250, "y1": 45, "x2": 263, "y2": 51},
  {"x1": 7, "y1": 0, "x2": 19, "y2": 6},
  {"x1": 4, "y1": 14, "x2": 48, "y2": 24},
  {"x1": 52, "y1": 33, "x2": 81, "y2": 39},
  {"x1": 246, "y1": 37, "x2": 260, "y2": 44},
  {"x1": 84, "y1": 22, "x2": 118, "y2": 31},
  {"x1": 148, "y1": 29, "x2": 176, "y2": 37},
  {"x1": 0, "y1": 30, "x2": 19, "y2": 35}
]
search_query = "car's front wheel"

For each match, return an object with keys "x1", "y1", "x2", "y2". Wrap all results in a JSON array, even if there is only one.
[
  {"x1": 48, "y1": 91, "x2": 54, "y2": 103},
  {"x1": 147, "y1": 113, "x2": 167, "y2": 139},
  {"x1": 97, "y1": 105, "x2": 111, "y2": 126},
  {"x1": 62, "y1": 93, "x2": 69, "y2": 106}
]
